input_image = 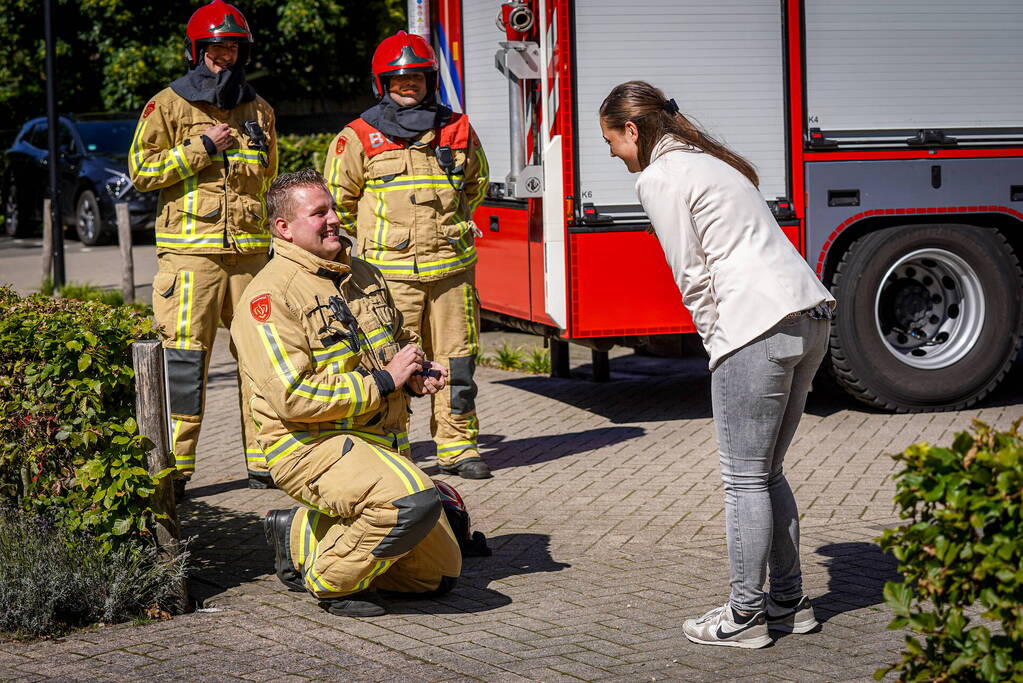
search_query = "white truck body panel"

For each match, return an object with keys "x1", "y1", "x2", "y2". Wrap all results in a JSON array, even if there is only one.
[
  {"x1": 572, "y1": 0, "x2": 789, "y2": 210},
  {"x1": 805, "y1": 0, "x2": 1023, "y2": 132}
]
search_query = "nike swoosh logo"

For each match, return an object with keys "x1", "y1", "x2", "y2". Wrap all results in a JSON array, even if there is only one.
[{"x1": 716, "y1": 620, "x2": 762, "y2": 639}]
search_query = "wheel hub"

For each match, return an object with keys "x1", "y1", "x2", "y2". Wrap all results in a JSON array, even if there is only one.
[{"x1": 875, "y1": 248, "x2": 985, "y2": 370}]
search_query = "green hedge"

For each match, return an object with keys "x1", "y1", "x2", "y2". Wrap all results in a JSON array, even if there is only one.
[
  {"x1": 0, "y1": 287, "x2": 170, "y2": 550},
  {"x1": 877, "y1": 419, "x2": 1023, "y2": 682},
  {"x1": 278, "y1": 132, "x2": 338, "y2": 174}
]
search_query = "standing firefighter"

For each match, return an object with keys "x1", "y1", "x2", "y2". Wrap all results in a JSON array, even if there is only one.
[
  {"x1": 324, "y1": 31, "x2": 492, "y2": 479},
  {"x1": 129, "y1": 0, "x2": 278, "y2": 494},
  {"x1": 233, "y1": 169, "x2": 461, "y2": 616}
]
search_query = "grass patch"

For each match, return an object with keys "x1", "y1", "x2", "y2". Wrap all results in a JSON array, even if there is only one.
[
  {"x1": 478, "y1": 342, "x2": 551, "y2": 375},
  {"x1": 40, "y1": 277, "x2": 151, "y2": 315}
]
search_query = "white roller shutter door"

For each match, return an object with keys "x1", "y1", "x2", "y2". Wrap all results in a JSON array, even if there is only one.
[
  {"x1": 462, "y1": 0, "x2": 513, "y2": 188},
  {"x1": 805, "y1": 0, "x2": 1023, "y2": 132},
  {"x1": 574, "y1": 0, "x2": 788, "y2": 210}
]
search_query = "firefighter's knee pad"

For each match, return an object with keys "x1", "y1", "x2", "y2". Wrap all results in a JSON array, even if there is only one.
[
  {"x1": 448, "y1": 355, "x2": 477, "y2": 415},
  {"x1": 165, "y1": 347, "x2": 205, "y2": 417},
  {"x1": 372, "y1": 489, "x2": 442, "y2": 558}
]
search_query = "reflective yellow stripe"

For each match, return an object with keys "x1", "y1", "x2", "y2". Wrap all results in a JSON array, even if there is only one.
[
  {"x1": 418, "y1": 247, "x2": 478, "y2": 275},
  {"x1": 373, "y1": 190, "x2": 388, "y2": 256},
  {"x1": 156, "y1": 233, "x2": 225, "y2": 249},
  {"x1": 182, "y1": 174, "x2": 198, "y2": 235},
  {"x1": 245, "y1": 448, "x2": 266, "y2": 466},
  {"x1": 302, "y1": 510, "x2": 340, "y2": 594},
  {"x1": 172, "y1": 272, "x2": 193, "y2": 350},
  {"x1": 234, "y1": 233, "x2": 272, "y2": 249},
  {"x1": 354, "y1": 560, "x2": 393, "y2": 592},
  {"x1": 129, "y1": 120, "x2": 147, "y2": 177},
  {"x1": 469, "y1": 147, "x2": 489, "y2": 210},
  {"x1": 437, "y1": 440, "x2": 476, "y2": 455},
  {"x1": 363, "y1": 255, "x2": 417, "y2": 276},
  {"x1": 365, "y1": 174, "x2": 459, "y2": 192},
  {"x1": 365, "y1": 442, "x2": 426, "y2": 495},
  {"x1": 295, "y1": 507, "x2": 310, "y2": 567},
  {"x1": 328, "y1": 158, "x2": 358, "y2": 235},
  {"x1": 224, "y1": 148, "x2": 267, "y2": 165},
  {"x1": 464, "y1": 282, "x2": 478, "y2": 355},
  {"x1": 258, "y1": 323, "x2": 363, "y2": 404}
]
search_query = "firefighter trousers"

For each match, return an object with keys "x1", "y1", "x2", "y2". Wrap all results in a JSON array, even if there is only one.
[
  {"x1": 151, "y1": 251, "x2": 269, "y2": 478},
  {"x1": 280, "y1": 435, "x2": 462, "y2": 598},
  {"x1": 386, "y1": 268, "x2": 483, "y2": 468}
]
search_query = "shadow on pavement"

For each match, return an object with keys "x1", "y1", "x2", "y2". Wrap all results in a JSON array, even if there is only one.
[
  {"x1": 812, "y1": 541, "x2": 901, "y2": 624},
  {"x1": 179, "y1": 499, "x2": 271, "y2": 606},
  {"x1": 387, "y1": 532, "x2": 570, "y2": 615},
  {"x1": 495, "y1": 360, "x2": 856, "y2": 424},
  {"x1": 410, "y1": 426, "x2": 647, "y2": 472}
]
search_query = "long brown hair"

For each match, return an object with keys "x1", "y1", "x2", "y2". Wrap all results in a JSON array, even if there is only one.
[{"x1": 599, "y1": 80, "x2": 758, "y2": 186}]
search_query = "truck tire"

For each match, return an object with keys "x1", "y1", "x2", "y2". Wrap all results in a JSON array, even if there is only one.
[{"x1": 828, "y1": 224, "x2": 1022, "y2": 412}]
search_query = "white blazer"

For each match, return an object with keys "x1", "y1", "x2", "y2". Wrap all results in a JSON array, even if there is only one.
[{"x1": 636, "y1": 136, "x2": 836, "y2": 370}]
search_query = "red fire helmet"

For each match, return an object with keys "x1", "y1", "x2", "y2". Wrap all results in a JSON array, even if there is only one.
[
  {"x1": 184, "y1": 0, "x2": 254, "y2": 68},
  {"x1": 371, "y1": 30, "x2": 438, "y2": 97}
]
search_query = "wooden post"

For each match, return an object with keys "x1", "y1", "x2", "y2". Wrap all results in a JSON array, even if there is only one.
[
  {"x1": 132, "y1": 339, "x2": 188, "y2": 612},
  {"x1": 591, "y1": 349, "x2": 610, "y2": 383},
  {"x1": 41, "y1": 199, "x2": 53, "y2": 288},
  {"x1": 550, "y1": 338, "x2": 571, "y2": 378},
  {"x1": 115, "y1": 202, "x2": 134, "y2": 303}
]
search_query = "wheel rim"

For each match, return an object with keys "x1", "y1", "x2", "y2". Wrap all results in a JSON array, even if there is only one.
[
  {"x1": 78, "y1": 197, "x2": 97, "y2": 242},
  {"x1": 4, "y1": 186, "x2": 17, "y2": 235},
  {"x1": 874, "y1": 248, "x2": 985, "y2": 370}
]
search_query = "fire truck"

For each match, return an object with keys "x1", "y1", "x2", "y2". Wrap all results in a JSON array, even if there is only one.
[{"x1": 414, "y1": 0, "x2": 1023, "y2": 411}]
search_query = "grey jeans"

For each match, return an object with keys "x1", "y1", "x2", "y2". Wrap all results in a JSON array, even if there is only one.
[{"x1": 710, "y1": 313, "x2": 830, "y2": 613}]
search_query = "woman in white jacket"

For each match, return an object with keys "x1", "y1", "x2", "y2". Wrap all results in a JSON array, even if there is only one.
[{"x1": 600, "y1": 81, "x2": 836, "y2": 649}]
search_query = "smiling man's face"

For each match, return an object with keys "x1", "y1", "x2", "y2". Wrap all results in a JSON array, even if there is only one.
[{"x1": 274, "y1": 185, "x2": 343, "y2": 261}]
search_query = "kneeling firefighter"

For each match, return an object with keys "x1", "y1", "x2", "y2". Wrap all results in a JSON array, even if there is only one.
[
  {"x1": 232, "y1": 169, "x2": 462, "y2": 616},
  {"x1": 324, "y1": 31, "x2": 492, "y2": 480}
]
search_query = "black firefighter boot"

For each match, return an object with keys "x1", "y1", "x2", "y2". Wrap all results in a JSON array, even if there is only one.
[
  {"x1": 319, "y1": 590, "x2": 387, "y2": 618},
  {"x1": 263, "y1": 508, "x2": 304, "y2": 592},
  {"x1": 438, "y1": 457, "x2": 492, "y2": 480},
  {"x1": 248, "y1": 470, "x2": 278, "y2": 489}
]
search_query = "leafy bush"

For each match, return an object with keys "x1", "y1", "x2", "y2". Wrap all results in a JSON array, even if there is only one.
[
  {"x1": 0, "y1": 286, "x2": 169, "y2": 551},
  {"x1": 278, "y1": 133, "x2": 338, "y2": 174},
  {"x1": 876, "y1": 419, "x2": 1023, "y2": 682},
  {"x1": 0, "y1": 509, "x2": 186, "y2": 638}
]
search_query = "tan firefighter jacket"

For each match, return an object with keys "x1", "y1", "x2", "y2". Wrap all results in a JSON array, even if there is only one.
[
  {"x1": 324, "y1": 114, "x2": 488, "y2": 282},
  {"x1": 129, "y1": 87, "x2": 277, "y2": 254},
  {"x1": 231, "y1": 239, "x2": 420, "y2": 489}
]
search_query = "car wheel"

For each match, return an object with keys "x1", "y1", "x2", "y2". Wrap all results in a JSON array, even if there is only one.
[
  {"x1": 75, "y1": 189, "x2": 111, "y2": 245},
  {"x1": 3, "y1": 178, "x2": 33, "y2": 238},
  {"x1": 828, "y1": 224, "x2": 1022, "y2": 412}
]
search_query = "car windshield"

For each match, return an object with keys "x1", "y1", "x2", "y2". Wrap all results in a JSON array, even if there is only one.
[{"x1": 75, "y1": 121, "x2": 136, "y2": 156}]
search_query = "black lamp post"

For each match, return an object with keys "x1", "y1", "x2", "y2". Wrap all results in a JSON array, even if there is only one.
[{"x1": 44, "y1": 0, "x2": 65, "y2": 287}]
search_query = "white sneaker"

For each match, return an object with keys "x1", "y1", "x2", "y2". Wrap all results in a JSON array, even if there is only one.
[
  {"x1": 766, "y1": 595, "x2": 819, "y2": 633},
  {"x1": 682, "y1": 603, "x2": 772, "y2": 649}
]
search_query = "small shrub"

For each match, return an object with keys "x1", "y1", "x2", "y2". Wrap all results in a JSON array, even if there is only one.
[
  {"x1": 278, "y1": 133, "x2": 338, "y2": 174},
  {"x1": 0, "y1": 287, "x2": 169, "y2": 551},
  {"x1": 0, "y1": 509, "x2": 186, "y2": 638},
  {"x1": 523, "y1": 348, "x2": 552, "y2": 375},
  {"x1": 875, "y1": 418, "x2": 1023, "y2": 682},
  {"x1": 492, "y1": 342, "x2": 524, "y2": 370}
]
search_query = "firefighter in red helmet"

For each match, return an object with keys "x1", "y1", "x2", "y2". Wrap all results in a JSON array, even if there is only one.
[
  {"x1": 324, "y1": 31, "x2": 492, "y2": 479},
  {"x1": 129, "y1": 0, "x2": 278, "y2": 497}
]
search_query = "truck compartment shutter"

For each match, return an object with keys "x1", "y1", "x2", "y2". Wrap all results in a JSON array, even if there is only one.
[
  {"x1": 462, "y1": 0, "x2": 514, "y2": 191},
  {"x1": 805, "y1": 0, "x2": 1023, "y2": 133},
  {"x1": 574, "y1": 0, "x2": 788, "y2": 212}
]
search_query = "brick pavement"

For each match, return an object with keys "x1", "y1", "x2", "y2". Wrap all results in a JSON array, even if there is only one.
[{"x1": 2, "y1": 237, "x2": 1022, "y2": 681}]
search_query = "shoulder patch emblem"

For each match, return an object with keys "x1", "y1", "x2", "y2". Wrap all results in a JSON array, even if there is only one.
[
  {"x1": 250, "y1": 293, "x2": 271, "y2": 322},
  {"x1": 142, "y1": 101, "x2": 156, "y2": 119},
  {"x1": 336, "y1": 136, "x2": 347, "y2": 154}
]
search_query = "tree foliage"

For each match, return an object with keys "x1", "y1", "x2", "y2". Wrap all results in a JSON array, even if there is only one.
[{"x1": 0, "y1": 0, "x2": 403, "y2": 133}]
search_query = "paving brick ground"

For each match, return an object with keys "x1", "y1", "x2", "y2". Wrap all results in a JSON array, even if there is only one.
[{"x1": 2, "y1": 237, "x2": 1022, "y2": 681}]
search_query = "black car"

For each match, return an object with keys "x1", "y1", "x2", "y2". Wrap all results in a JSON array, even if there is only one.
[{"x1": 2, "y1": 114, "x2": 157, "y2": 245}]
